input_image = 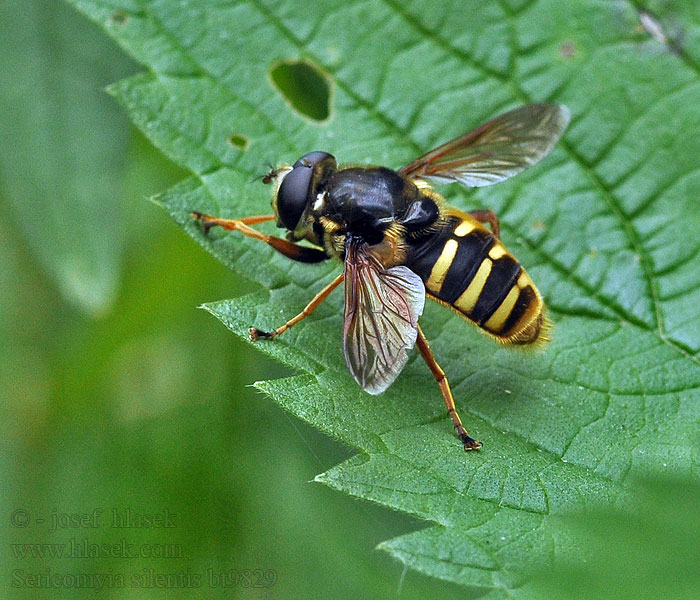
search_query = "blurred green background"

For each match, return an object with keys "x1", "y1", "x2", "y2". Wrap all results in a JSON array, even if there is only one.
[{"x1": 0, "y1": 2, "x2": 466, "y2": 598}]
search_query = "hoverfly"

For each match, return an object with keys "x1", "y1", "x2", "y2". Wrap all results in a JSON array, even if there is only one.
[{"x1": 193, "y1": 104, "x2": 569, "y2": 450}]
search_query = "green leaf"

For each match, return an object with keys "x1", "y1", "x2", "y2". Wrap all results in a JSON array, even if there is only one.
[
  {"x1": 66, "y1": 0, "x2": 700, "y2": 595},
  {"x1": 0, "y1": 1, "x2": 136, "y2": 314}
]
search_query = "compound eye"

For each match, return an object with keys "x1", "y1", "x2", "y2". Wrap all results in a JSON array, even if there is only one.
[
  {"x1": 277, "y1": 165, "x2": 313, "y2": 230},
  {"x1": 293, "y1": 151, "x2": 335, "y2": 168}
]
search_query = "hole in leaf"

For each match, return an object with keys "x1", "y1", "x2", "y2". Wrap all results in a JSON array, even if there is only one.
[
  {"x1": 269, "y1": 59, "x2": 331, "y2": 122},
  {"x1": 226, "y1": 134, "x2": 249, "y2": 151},
  {"x1": 559, "y1": 40, "x2": 577, "y2": 59}
]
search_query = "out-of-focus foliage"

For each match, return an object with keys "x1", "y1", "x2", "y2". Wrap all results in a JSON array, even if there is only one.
[
  {"x1": 0, "y1": 0, "x2": 133, "y2": 314},
  {"x1": 527, "y1": 475, "x2": 700, "y2": 600}
]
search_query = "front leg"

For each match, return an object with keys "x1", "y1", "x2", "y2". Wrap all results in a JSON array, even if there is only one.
[{"x1": 192, "y1": 212, "x2": 328, "y2": 263}]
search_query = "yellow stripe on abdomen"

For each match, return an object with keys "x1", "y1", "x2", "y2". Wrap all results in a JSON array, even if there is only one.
[
  {"x1": 484, "y1": 286, "x2": 520, "y2": 332},
  {"x1": 454, "y1": 258, "x2": 492, "y2": 314},
  {"x1": 426, "y1": 239, "x2": 459, "y2": 294}
]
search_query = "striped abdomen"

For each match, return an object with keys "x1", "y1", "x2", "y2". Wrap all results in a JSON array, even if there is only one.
[{"x1": 405, "y1": 210, "x2": 546, "y2": 345}]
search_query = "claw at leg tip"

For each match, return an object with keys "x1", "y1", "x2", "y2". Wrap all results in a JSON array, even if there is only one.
[
  {"x1": 249, "y1": 327, "x2": 273, "y2": 341},
  {"x1": 191, "y1": 211, "x2": 214, "y2": 235},
  {"x1": 458, "y1": 430, "x2": 482, "y2": 451},
  {"x1": 463, "y1": 440, "x2": 482, "y2": 451}
]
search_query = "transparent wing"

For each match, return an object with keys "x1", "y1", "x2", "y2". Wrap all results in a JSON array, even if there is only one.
[
  {"x1": 343, "y1": 242, "x2": 425, "y2": 395},
  {"x1": 398, "y1": 103, "x2": 570, "y2": 187}
]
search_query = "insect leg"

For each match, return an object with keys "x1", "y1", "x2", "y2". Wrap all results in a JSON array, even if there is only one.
[
  {"x1": 415, "y1": 325, "x2": 482, "y2": 451},
  {"x1": 250, "y1": 273, "x2": 345, "y2": 340},
  {"x1": 468, "y1": 209, "x2": 500, "y2": 239},
  {"x1": 192, "y1": 212, "x2": 328, "y2": 263},
  {"x1": 193, "y1": 213, "x2": 276, "y2": 230}
]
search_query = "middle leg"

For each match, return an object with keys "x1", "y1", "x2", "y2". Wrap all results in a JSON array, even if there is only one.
[{"x1": 250, "y1": 273, "x2": 345, "y2": 340}]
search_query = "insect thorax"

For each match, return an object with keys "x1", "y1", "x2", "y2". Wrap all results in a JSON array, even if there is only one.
[{"x1": 306, "y1": 166, "x2": 441, "y2": 262}]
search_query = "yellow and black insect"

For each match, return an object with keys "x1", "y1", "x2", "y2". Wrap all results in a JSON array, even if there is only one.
[{"x1": 193, "y1": 104, "x2": 569, "y2": 450}]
